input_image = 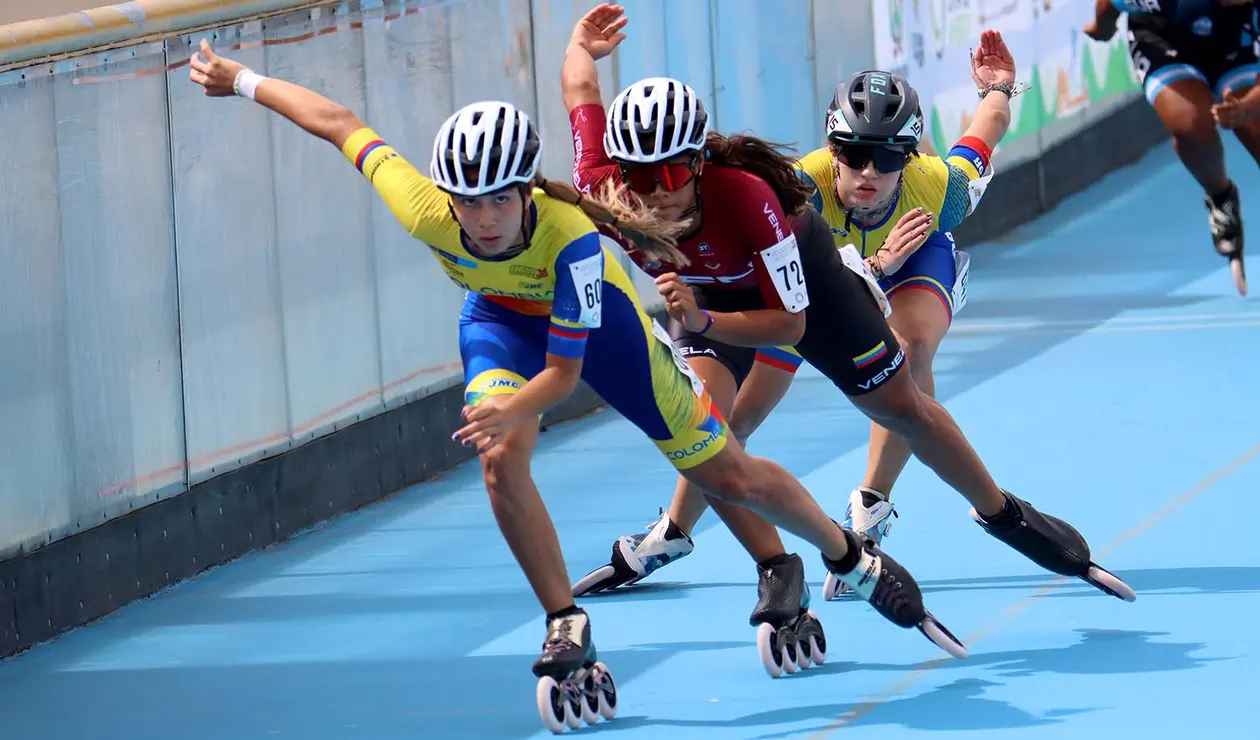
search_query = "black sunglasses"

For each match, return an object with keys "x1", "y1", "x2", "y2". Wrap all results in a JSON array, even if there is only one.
[{"x1": 831, "y1": 144, "x2": 911, "y2": 174}]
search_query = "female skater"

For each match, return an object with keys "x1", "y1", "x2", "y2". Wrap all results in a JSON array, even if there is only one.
[
  {"x1": 187, "y1": 37, "x2": 956, "y2": 728},
  {"x1": 1086, "y1": 0, "x2": 1259, "y2": 295},
  {"x1": 564, "y1": 6, "x2": 1134, "y2": 671}
]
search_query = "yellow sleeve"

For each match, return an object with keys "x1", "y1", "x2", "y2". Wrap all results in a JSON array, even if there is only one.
[
  {"x1": 943, "y1": 151, "x2": 983, "y2": 181},
  {"x1": 340, "y1": 128, "x2": 458, "y2": 247},
  {"x1": 904, "y1": 155, "x2": 981, "y2": 233}
]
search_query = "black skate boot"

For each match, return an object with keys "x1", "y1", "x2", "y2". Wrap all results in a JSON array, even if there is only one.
[
  {"x1": 748, "y1": 553, "x2": 827, "y2": 677},
  {"x1": 822, "y1": 526, "x2": 967, "y2": 659},
  {"x1": 1206, "y1": 181, "x2": 1247, "y2": 296}
]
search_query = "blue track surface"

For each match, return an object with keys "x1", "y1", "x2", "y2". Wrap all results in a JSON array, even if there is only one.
[{"x1": 5, "y1": 139, "x2": 1260, "y2": 739}]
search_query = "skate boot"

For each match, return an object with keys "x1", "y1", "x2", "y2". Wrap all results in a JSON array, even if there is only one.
[
  {"x1": 533, "y1": 608, "x2": 618, "y2": 733},
  {"x1": 1206, "y1": 181, "x2": 1247, "y2": 296},
  {"x1": 822, "y1": 526, "x2": 968, "y2": 659},
  {"x1": 571, "y1": 508, "x2": 694, "y2": 597},
  {"x1": 748, "y1": 553, "x2": 827, "y2": 678},
  {"x1": 825, "y1": 487, "x2": 897, "y2": 600},
  {"x1": 970, "y1": 491, "x2": 1136, "y2": 602}
]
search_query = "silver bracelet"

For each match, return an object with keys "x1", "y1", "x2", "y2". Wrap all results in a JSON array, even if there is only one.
[{"x1": 977, "y1": 81, "x2": 1021, "y2": 99}]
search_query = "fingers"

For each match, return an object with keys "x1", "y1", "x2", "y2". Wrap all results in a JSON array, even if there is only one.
[
  {"x1": 586, "y1": 3, "x2": 625, "y2": 28},
  {"x1": 655, "y1": 275, "x2": 694, "y2": 320},
  {"x1": 1214, "y1": 105, "x2": 1242, "y2": 129},
  {"x1": 655, "y1": 274, "x2": 694, "y2": 312},
  {"x1": 459, "y1": 426, "x2": 502, "y2": 453},
  {"x1": 899, "y1": 218, "x2": 933, "y2": 248},
  {"x1": 454, "y1": 415, "x2": 497, "y2": 448},
  {"x1": 189, "y1": 39, "x2": 228, "y2": 91},
  {"x1": 654, "y1": 272, "x2": 687, "y2": 294},
  {"x1": 991, "y1": 32, "x2": 1014, "y2": 62},
  {"x1": 982, "y1": 29, "x2": 1002, "y2": 54},
  {"x1": 890, "y1": 208, "x2": 933, "y2": 249},
  {"x1": 895, "y1": 206, "x2": 931, "y2": 229},
  {"x1": 189, "y1": 52, "x2": 210, "y2": 75},
  {"x1": 189, "y1": 48, "x2": 212, "y2": 88},
  {"x1": 604, "y1": 15, "x2": 628, "y2": 36}
]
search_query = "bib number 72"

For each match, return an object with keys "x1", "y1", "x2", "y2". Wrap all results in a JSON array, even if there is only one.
[{"x1": 759, "y1": 234, "x2": 810, "y2": 313}]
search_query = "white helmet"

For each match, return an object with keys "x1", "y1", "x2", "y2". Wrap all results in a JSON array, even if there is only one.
[
  {"x1": 604, "y1": 77, "x2": 710, "y2": 163},
  {"x1": 430, "y1": 101, "x2": 541, "y2": 196}
]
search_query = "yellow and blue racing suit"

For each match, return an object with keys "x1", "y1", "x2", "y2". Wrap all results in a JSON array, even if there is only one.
[
  {"x1": 794, "y1": 135, "x2": 994, "y2": 321},
  {"x1": 342, "y1": 128, "x2": 729, "y2": 469}
]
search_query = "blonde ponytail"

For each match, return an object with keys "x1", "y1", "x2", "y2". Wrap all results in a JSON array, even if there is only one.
[{"x1": 535, "y1": 176, "x2": 692, "y2": 267}]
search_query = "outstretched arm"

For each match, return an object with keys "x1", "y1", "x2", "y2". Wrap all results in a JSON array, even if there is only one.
[
  {"x1": 561, "y1": 3, "x2": 627, "y2": 112},
  {"x1": 190, "y1": 39, "x2": 452, "y2": 244},
  {"x1": 189, "y1": 39, "x2": 362, "y2": 150},
  {"x1": 960, "y1": 29, "x2": 1015, "y2": 153},
  {"x1": 932, "y1": 27, "x2": 1014, "y2": 231}
]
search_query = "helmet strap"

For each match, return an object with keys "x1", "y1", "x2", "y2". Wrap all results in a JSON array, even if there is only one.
[
  {"x1": 832, "y1": 156, "x2": 903, "y2": 222},
  {"x1": 680, "y1": 160, "x2": 703, "y2": 228},
  {"x1": 836, "y1": 170, "x2": 905, "y2": 231}
]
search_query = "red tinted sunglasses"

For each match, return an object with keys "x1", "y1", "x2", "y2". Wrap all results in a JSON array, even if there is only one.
[{"x1": 619, "y1": 160, "x2": 698, "y2": 195}]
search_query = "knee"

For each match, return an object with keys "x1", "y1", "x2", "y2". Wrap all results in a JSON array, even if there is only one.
[
  {"x1": 1167, "y1": 107, "x2": 1219, "y2": 144},
  {"x1": 898, "y1": 331, "x2": 938, "y2": 377},
  {"x1": 689, "y1": 453, "x2": 762, "y2": 508},
  {"x1": 481, "y1": 441, "x2": 531, "y2": 497}
]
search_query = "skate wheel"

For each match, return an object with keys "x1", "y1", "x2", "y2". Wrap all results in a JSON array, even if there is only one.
[
  {"x1": 564, "y1": 692, "x2": 582, "y2": 730},
  {"x1": 919, "y1": 614, "x2": 968, "y2": 660},
  {"x1": 795, "y1": 637, "x2": 812, "y2": 670},
  {"x1": 579, "y1": 691, "x2": 600, "y2": 726},
  {"x1": 808, "y1": 632, "x2": 827, "y2": 666},
  {"x1": 572, "y1": 565, "x2": 617, "y2": 598},
  {"x1": 782, "y1": 633, "x2": 801, "y2": 674},
  {"x1": 580, "y1": 662, "x2": 617, "y2": 723},
  {"x1": 756, "y1": 622, "x2": 786, "y2": 678},
  {"x1": 1085, "y1": 564, "x2": 1137, "y2": 602},
  {"x1": 536, "y1": 676, "x2": 567, "y2": 734},
  {"x1": 579, "y1": 668, "x2": 601, "y2": 726},
  {"x1": 1231, "y1": 258, "x2": 1247, "y2": 297},
  {"x1": 803, "y1": 610, "x2": 826, "y2": 666},
  {"x1": 596, "y1": 662, "x2": 618, "y2": 720}
]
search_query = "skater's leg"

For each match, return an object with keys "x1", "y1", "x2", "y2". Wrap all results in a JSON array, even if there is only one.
[
  {"x1": 571, "y1": 343, "x2": 796, "y2": 597},
  {"x1": 480, "y1": 419, "x2": 575, "y2": 616}
]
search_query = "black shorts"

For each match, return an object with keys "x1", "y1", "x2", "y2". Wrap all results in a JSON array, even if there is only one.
[
  {"x1": 1127, "y1": 11, "x2": 1259, "y2": 104},
  {"x1": 670, "y1": 208, "x2": 904, "y2": 396},
  {"x1": 791, "y1": 208, "x2": 904, "y2": 396}
]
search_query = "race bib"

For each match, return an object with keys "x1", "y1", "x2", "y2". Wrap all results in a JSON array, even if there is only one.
[
  {"x1": 968, "y1": 170, "x2": 994, "y2": 214},
  {"x1": 759, "y1": 234, "x2": 810, "y2": 313},
  {"x1": 952, "y1": 249, "x2": 970, "y2": 316},
  {"x1": 837, "y1": 244, "x2": 892, "y2": 317},
  {"x1": 651, "y1": 320, "x2": 705, "y2": 398},
  {"x1": 568, "y1": 252, "x2": 604, "y2": 327}
]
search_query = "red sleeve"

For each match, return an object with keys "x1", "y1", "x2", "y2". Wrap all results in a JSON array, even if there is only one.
[
  {"x1": 729, "y1": 172, "x2": 794, "y2": 310},
  {"x1": 569, "y1": 103, "x2": 622, "y2": 194}
]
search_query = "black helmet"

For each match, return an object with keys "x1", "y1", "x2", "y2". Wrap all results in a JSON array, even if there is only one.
[{"x1": 825, "y1": 70, "x2": 923, "y2": 147}]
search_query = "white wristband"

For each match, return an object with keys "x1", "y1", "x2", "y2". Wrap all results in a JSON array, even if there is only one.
[{"x1": 233, "y1": 68, "x2": 265, "y2": 100}]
